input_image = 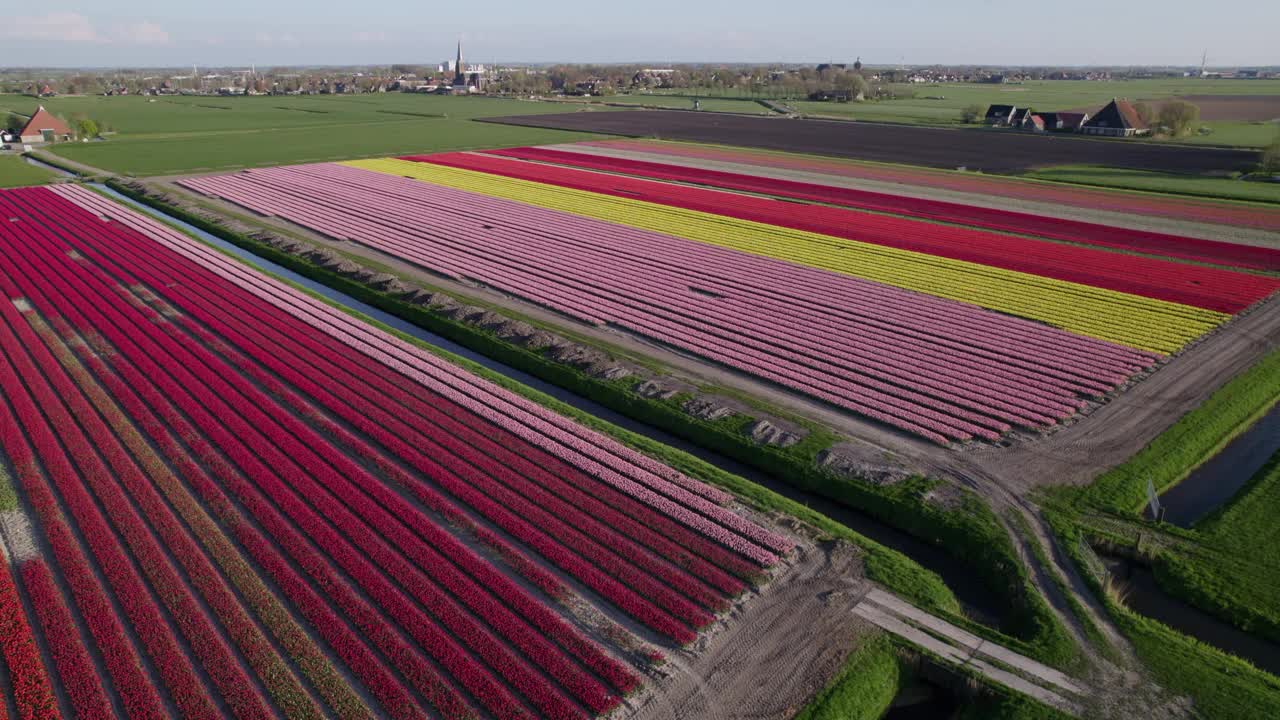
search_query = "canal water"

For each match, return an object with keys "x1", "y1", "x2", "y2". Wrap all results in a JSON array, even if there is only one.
[
  {"x1": 1103, "y1": 555, "x2": 1280, "y2": 676},
  {"x1": 1159, "y1": 405, "x2": 1280, "y2": 528},
  {"x1": 94, "y1": 184, "x2": 1008, "y2": 626}
]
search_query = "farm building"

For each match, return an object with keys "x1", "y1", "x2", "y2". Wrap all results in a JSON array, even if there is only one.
[
  {"x1": 1081, "y1": 99, "x2": 1149, "y2": 137},
  {"x1": 1037, "y1": 112, "x2": 1090, "y2": 132},
  {"x1": 985, "y1": 104, "x2": 1017, "y2": 125},
  {"x1": 1021, "y1": 113, "x2": 1046, "y2": 132},
  {"x1": 17, "y1": 106, "x2": 72, "y2": 144}
]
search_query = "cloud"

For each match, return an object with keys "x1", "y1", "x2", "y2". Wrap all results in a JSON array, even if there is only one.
[
  {"x1": 255, "y1": 32, "x2": 301, "y2": 48},
  {"x1": 352, "y1": 30, "x2": 390, "y2": 44},
  {"x1": 1, "y1": 13, "x2": 172, "y2": 46},
  {"x1": 3, "y1": 12, "x2": 101, "y2": 43},
  {"x1": 113, "y1": 21, "x2": 171, "y2": 46}
]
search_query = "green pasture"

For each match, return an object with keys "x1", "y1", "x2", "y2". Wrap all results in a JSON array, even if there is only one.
[
  {"x1": 0, "y1": 154, "x2": 59, "y2": 188},
  {"x1": 0, "y1": 94, "x2": 609, "y2": 176}
]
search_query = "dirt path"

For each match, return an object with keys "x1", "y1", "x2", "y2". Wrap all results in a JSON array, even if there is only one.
[
  {"x1": 622, "y1": 540, "x2": 872, "y2": 720},
  {"x1": 545, "y1": 143, "x2": 1280, "y2": 249}
]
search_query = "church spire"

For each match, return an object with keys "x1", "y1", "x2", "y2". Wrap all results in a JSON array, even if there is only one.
[{"x1": 454, "y1": 39, "x2": 465, "y2": 86}]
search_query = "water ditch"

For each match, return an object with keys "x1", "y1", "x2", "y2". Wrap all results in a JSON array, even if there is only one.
[
  {"x1": 94, "y1": 182, "x2": 1008, "y2": 628},
  {"x1": 1101, "y1": 553, "x2": 1280, "y2": 676},
  {"x1": 23, "y1": 154, "x2": 77, "y2": 178},
  {"x1": 1158, "y1": 404, "x2": 1280, "y2": 527}
]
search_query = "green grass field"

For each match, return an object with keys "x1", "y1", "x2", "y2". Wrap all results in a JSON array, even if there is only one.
[
  {"x1": 1025, "y1": 165, "x2": 1280, "y2": 203},
  {"x1": 0, "y1": 154, "x2": 59, "y2": 187},
  {"x1": 0, "y1": 94, "x2": 610, "y2": 176}
]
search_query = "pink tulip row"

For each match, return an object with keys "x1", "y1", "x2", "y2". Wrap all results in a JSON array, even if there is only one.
[
  {"x1": 22, "y1": 184, "x2": 792, "y2": 717},
  {"x1": 177, "y1": 164, "x2": 1154, "y2": 443},
  {"x1": 0, "y1": 558, "x2": 58, "y2": 720}
]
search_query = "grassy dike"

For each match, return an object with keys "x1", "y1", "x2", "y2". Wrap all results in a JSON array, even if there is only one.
[
  {"x1": 1045, "y1": 347, "x2": 1280, "y2": 719},
  {"x1": 106, "y1": 178, "x2": 1082, "y2": 671}
]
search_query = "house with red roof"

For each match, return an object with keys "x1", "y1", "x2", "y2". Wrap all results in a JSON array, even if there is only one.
[
  {"x1": 18, "y1": 106, "x2": 73, "y2": 144},
  {"x1": 1080, "y1": 98, "x2": 1150, "y2": 138}
]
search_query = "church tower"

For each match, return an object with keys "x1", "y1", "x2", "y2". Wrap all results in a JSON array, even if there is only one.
[{"x1": 453, "y1": 40, "x2": 466, "y2": 86}]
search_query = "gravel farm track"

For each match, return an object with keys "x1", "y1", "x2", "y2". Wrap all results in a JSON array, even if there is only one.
[{"x1": 480, "y1": 110, "x2": 1262, "y2": 173}]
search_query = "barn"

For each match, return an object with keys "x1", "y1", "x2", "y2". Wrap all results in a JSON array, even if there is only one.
[
  {"x1": 18, "y1": 106, "x2": 73, "y2": 144},
  {"x1": 1080, "y1": 99, "x2": 1149, "y2": 138}
]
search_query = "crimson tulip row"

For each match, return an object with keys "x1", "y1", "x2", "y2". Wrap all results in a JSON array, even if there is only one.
[
  {"x1": 576, "y1": 139, "x2": 1280, "y2": 254},
  {"x1": 11, "y1": 203, "x2": 575, "y2": 720},
  {"x1": 4, "y1": 209, "x2": 493, "y2": 720},
  {"x1": 24, "y1": 308, "x2": 347, "y2": 720},
  {"x1": 60, "y1": 180, "x2": 788, "y2": 561},
  {"x1": 19, "y1": 559, "x2": 117, "y2": 719},
  {"x1": 15, "y1": 189, "x2": 645, "y2": 712},
  {"x1": 0, "y1": 557, "x2": 57, "y2": 720},
  {"x1": 484, "y1": 146, "x2": 1280, "y2": 283},
  {"x1": 70, "y1": 182, "x2": 785, "y2": 559}
]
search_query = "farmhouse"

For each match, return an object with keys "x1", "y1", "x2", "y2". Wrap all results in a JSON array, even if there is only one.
[
  {"x1": 1081, "y1": 98, "x2": 1149, "y2": 137},
  {"x1": 18, "y1": 106, "x2": 72, "y2": 144},
  {"x1": 985, "y1": 104, "x2": 1017, "y2": 125},
  {"x1": 1037, "y1": 111, "x2": 1089, "y2": 132}
]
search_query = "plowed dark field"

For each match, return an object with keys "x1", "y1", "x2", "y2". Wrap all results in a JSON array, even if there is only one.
[{"x1": 481, "y1": 110, "x2": 1259, "y2": 173}]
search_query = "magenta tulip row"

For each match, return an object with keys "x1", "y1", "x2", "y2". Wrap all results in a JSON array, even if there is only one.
[
  {"x1": 0, "y1": 184, "x2": 791, "y2": 719},
  {"x1": 55, "y1": 184, "x2": 762, "y2": 627},
  {"x1": 56, "y1": 184, "x2": 785, "y2": 560},
  {"x1": 3, "y1": 192, "x2": 599, "y2": 719},
  {"x1": 0, "y1": 558, "x2": 58, "y2": 720},
  {"x1": 178, "y1": 164, "x2": 1154, "y2": 442}
]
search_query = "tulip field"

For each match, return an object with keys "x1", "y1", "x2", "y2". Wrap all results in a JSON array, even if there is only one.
[
  {"x1": 179, "y1": 151, "x2": 1278, "y2": 444},
  {"x1": 0, "y1": 184, "x2": 793, "y2": 719}
]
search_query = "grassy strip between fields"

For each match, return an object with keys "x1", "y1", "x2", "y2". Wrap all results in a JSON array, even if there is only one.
[
  {"x1": 1025, "y1": 165, "x2": 1280, "y2": 205},
  {"x1": 107, "y1": 179, "x2": 1089, "y2": 673},
  {"x1": 793, "y1": 634, "x2": 900, "y2": 720},
  {"x1": 1079, "y1": 346, "x2": 1280, "y2": 514},
  {"x1": 0, "y1": 155, "x2": 59, "y2": 188}
]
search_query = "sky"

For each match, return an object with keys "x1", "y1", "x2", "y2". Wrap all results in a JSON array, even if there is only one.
[{"x1": 1, "y1": 1, "x2": 1277, "y2": 68}]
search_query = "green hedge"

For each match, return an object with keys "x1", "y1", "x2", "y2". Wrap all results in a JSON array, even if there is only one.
[{"x1": 109, "y1": 180, "x2": 1081, "y2": 666}]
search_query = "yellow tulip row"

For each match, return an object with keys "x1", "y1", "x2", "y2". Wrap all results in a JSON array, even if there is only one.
[{"x1": 347, "y1": 158, "x2": 1227, "y2": 354}]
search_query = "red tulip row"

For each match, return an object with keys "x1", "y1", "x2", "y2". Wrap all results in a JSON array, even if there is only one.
[
  {"x1": 1, "y1": 192, "x2": 436, "y2": 720},
  {"x1": 19, "y1": 560, "x2": 114, "y2": 719},
  {"x1": 487, "y1": 146, "x2": 1280, "y2": 273},
  {"x1": 36, "y1": 184, "x2": 792, "y2": 716},
  {"x1": 579, "y1": 138, "x2": 1280, "y2": 237},
  {"x1": 0, "y1": 558, "x2": 57, "y2": 720},
  {"x1": 60, "y1": 185, "x2": 783, "y2": 561},
  {"x1": 0, "y1": 236, "x2": 282, "y2": 720},
  {"x1": 25, "y1": 309, "x2": 350, "y2": 720},
  {"x1": 12, "y1": 188, "x2": 742, "y2": 712},
  {"x1": 6, "y1": 196, "x2": 567, "y2": 720}
]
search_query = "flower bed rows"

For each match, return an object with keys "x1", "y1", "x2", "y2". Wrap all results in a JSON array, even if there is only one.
[
  {"x1": 0, "y1": 184, "x2": 789, "y2": 719},
  {"x1": 578, "y1": 138, "x2": 1280, "y2": 236},
  {"x1": 478, "y1": 146, "x2": 1280, "y2": 279},
  {"x1": 179, "y1": 162, "x2": 1170, "y2": 443},
  {"x1": 340, "y1": 157, "x2": 1232, "y2": 353}
]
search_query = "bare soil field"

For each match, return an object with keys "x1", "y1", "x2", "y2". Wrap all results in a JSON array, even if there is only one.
[
  {"x1": 481, "y1": 110, "x2": 1260, "y2": 173},
  {"x1": 1067, "y1": 96, "x2": 1280, "y2": 122}
]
